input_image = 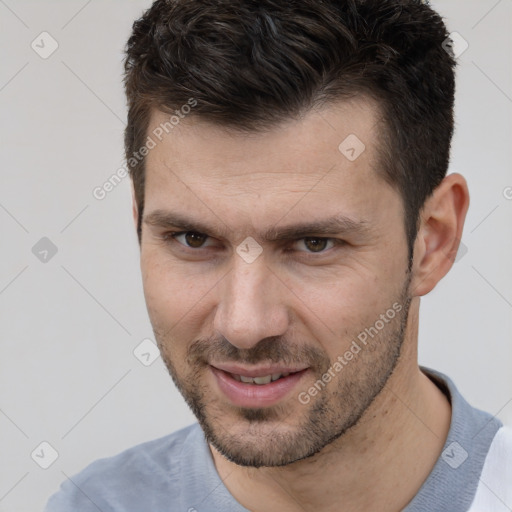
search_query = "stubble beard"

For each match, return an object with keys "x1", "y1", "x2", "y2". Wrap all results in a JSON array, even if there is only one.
[{"x1": 155, "y1": 281, "x2": 412, "y2": 468}]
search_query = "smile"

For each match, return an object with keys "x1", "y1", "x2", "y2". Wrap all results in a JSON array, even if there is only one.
[{"x1": 209, "y1": 364, "x2": 309, "y2": 407}]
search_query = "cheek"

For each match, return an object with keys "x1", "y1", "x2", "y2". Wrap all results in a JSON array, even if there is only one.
[
  {"x1": 140, "y1": 249, "x2": 217, "y2": 336},
  {"x1": 329, "y1": 286, "x2": 377, "y2": 336},
  {"x1": 295, "y1": 267, "x2": 402, "y2": 353}
]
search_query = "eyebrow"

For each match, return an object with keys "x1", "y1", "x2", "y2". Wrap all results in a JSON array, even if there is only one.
[{"x1": 144, "y1": 210, "x2": 371, "y2": 242}]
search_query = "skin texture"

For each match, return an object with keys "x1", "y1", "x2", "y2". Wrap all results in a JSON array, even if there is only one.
[{"x1": 135, "y1": 96, "x2": 469, "y2": 511}]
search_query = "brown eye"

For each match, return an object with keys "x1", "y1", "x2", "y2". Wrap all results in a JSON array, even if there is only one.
[
  {"x1": 168, "y1": 231, "x2": 212, "y2": 249},
  {"x1": 302, "y1": 237, "x2": 330, "y2": 253},
  {"x1": 183, "y1": 232, "x2": 208, "y2": 248}
]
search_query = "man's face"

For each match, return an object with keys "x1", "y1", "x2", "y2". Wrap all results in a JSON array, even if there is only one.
[{"x1": 139, "y1": 98, "x2": 413, "y2": 467}]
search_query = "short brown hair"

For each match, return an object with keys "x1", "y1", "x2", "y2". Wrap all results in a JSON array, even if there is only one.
[{"x1": 124, "y1": 0, "x2": 456, "y2": 259}]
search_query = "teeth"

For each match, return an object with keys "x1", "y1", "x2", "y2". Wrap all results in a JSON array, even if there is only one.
[
  {"x1": 235, "y1": 373, "x2": 287, "y2": 384},
  {"x1": 253, "y1": 375, "x2": 272, "y2": 385}
]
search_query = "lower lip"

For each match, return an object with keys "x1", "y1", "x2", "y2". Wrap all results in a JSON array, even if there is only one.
[{"x1": 210, "y1": 366, "x2": 308, "y2": 408}]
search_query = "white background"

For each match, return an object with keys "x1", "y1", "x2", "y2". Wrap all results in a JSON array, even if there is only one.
[{"x1": 0, "y1": 1, "x2": 511, "y2": 510}]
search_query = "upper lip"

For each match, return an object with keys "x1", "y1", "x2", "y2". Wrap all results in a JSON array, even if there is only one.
[{"x1": 210, "y1": 362, "x2": 309, "y2": 378}]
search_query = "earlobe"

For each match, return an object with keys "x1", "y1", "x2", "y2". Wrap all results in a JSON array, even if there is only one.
[{"x1": 410, "y1": 173, "x2": 470, "y2": 297}]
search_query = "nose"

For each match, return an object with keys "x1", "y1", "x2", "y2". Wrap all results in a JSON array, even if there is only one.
[{"x1": 213, "y1": 255, "x2": 290, "y2": 350}]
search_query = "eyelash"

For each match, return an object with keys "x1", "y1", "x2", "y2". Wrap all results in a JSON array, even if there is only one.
[{"x1": 161, "y1": 231, "x2": 345, "y2": 256}]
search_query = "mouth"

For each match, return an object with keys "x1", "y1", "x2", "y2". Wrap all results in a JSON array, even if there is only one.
[{"x1": 209, "y1": 363, "x2": 310, "y2": 408}]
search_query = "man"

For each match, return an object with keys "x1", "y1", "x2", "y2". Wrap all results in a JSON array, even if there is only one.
[{"x1": 45, "y1": 0, "x2": 512, "y2": 510}]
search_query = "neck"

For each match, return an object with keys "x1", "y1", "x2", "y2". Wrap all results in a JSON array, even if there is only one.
[{"x1": 210, "y1": 300, "x2": 452, "y2": 512}]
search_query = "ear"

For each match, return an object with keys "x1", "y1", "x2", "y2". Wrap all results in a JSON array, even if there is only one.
[
  {"x1": 410, "y1": 173, "x2": 470, "y2": 297},
  {"x1": 130, "y1": 178, "x2": 139, "y2": 231}
]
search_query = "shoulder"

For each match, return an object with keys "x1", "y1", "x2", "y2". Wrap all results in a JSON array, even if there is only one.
[
  {"x1": 469, "y1": 425, "x2": 512, "y2": 512},
  {"x1": 44, "y1": 423, "x2": 201, "y2": 512}
]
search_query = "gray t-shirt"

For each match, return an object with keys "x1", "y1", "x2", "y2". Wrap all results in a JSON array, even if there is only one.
[{"x1": 44, "y1": 368, "x2": 503, "y2": 511}]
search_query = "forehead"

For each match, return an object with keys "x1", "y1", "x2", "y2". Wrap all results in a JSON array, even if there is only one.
[
  {"x1": 146, "y1": 96, "x2": 382, "y2": 173},
  {"x1": 143, "y1": 97, "x2": 399, "y2": 237}
]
